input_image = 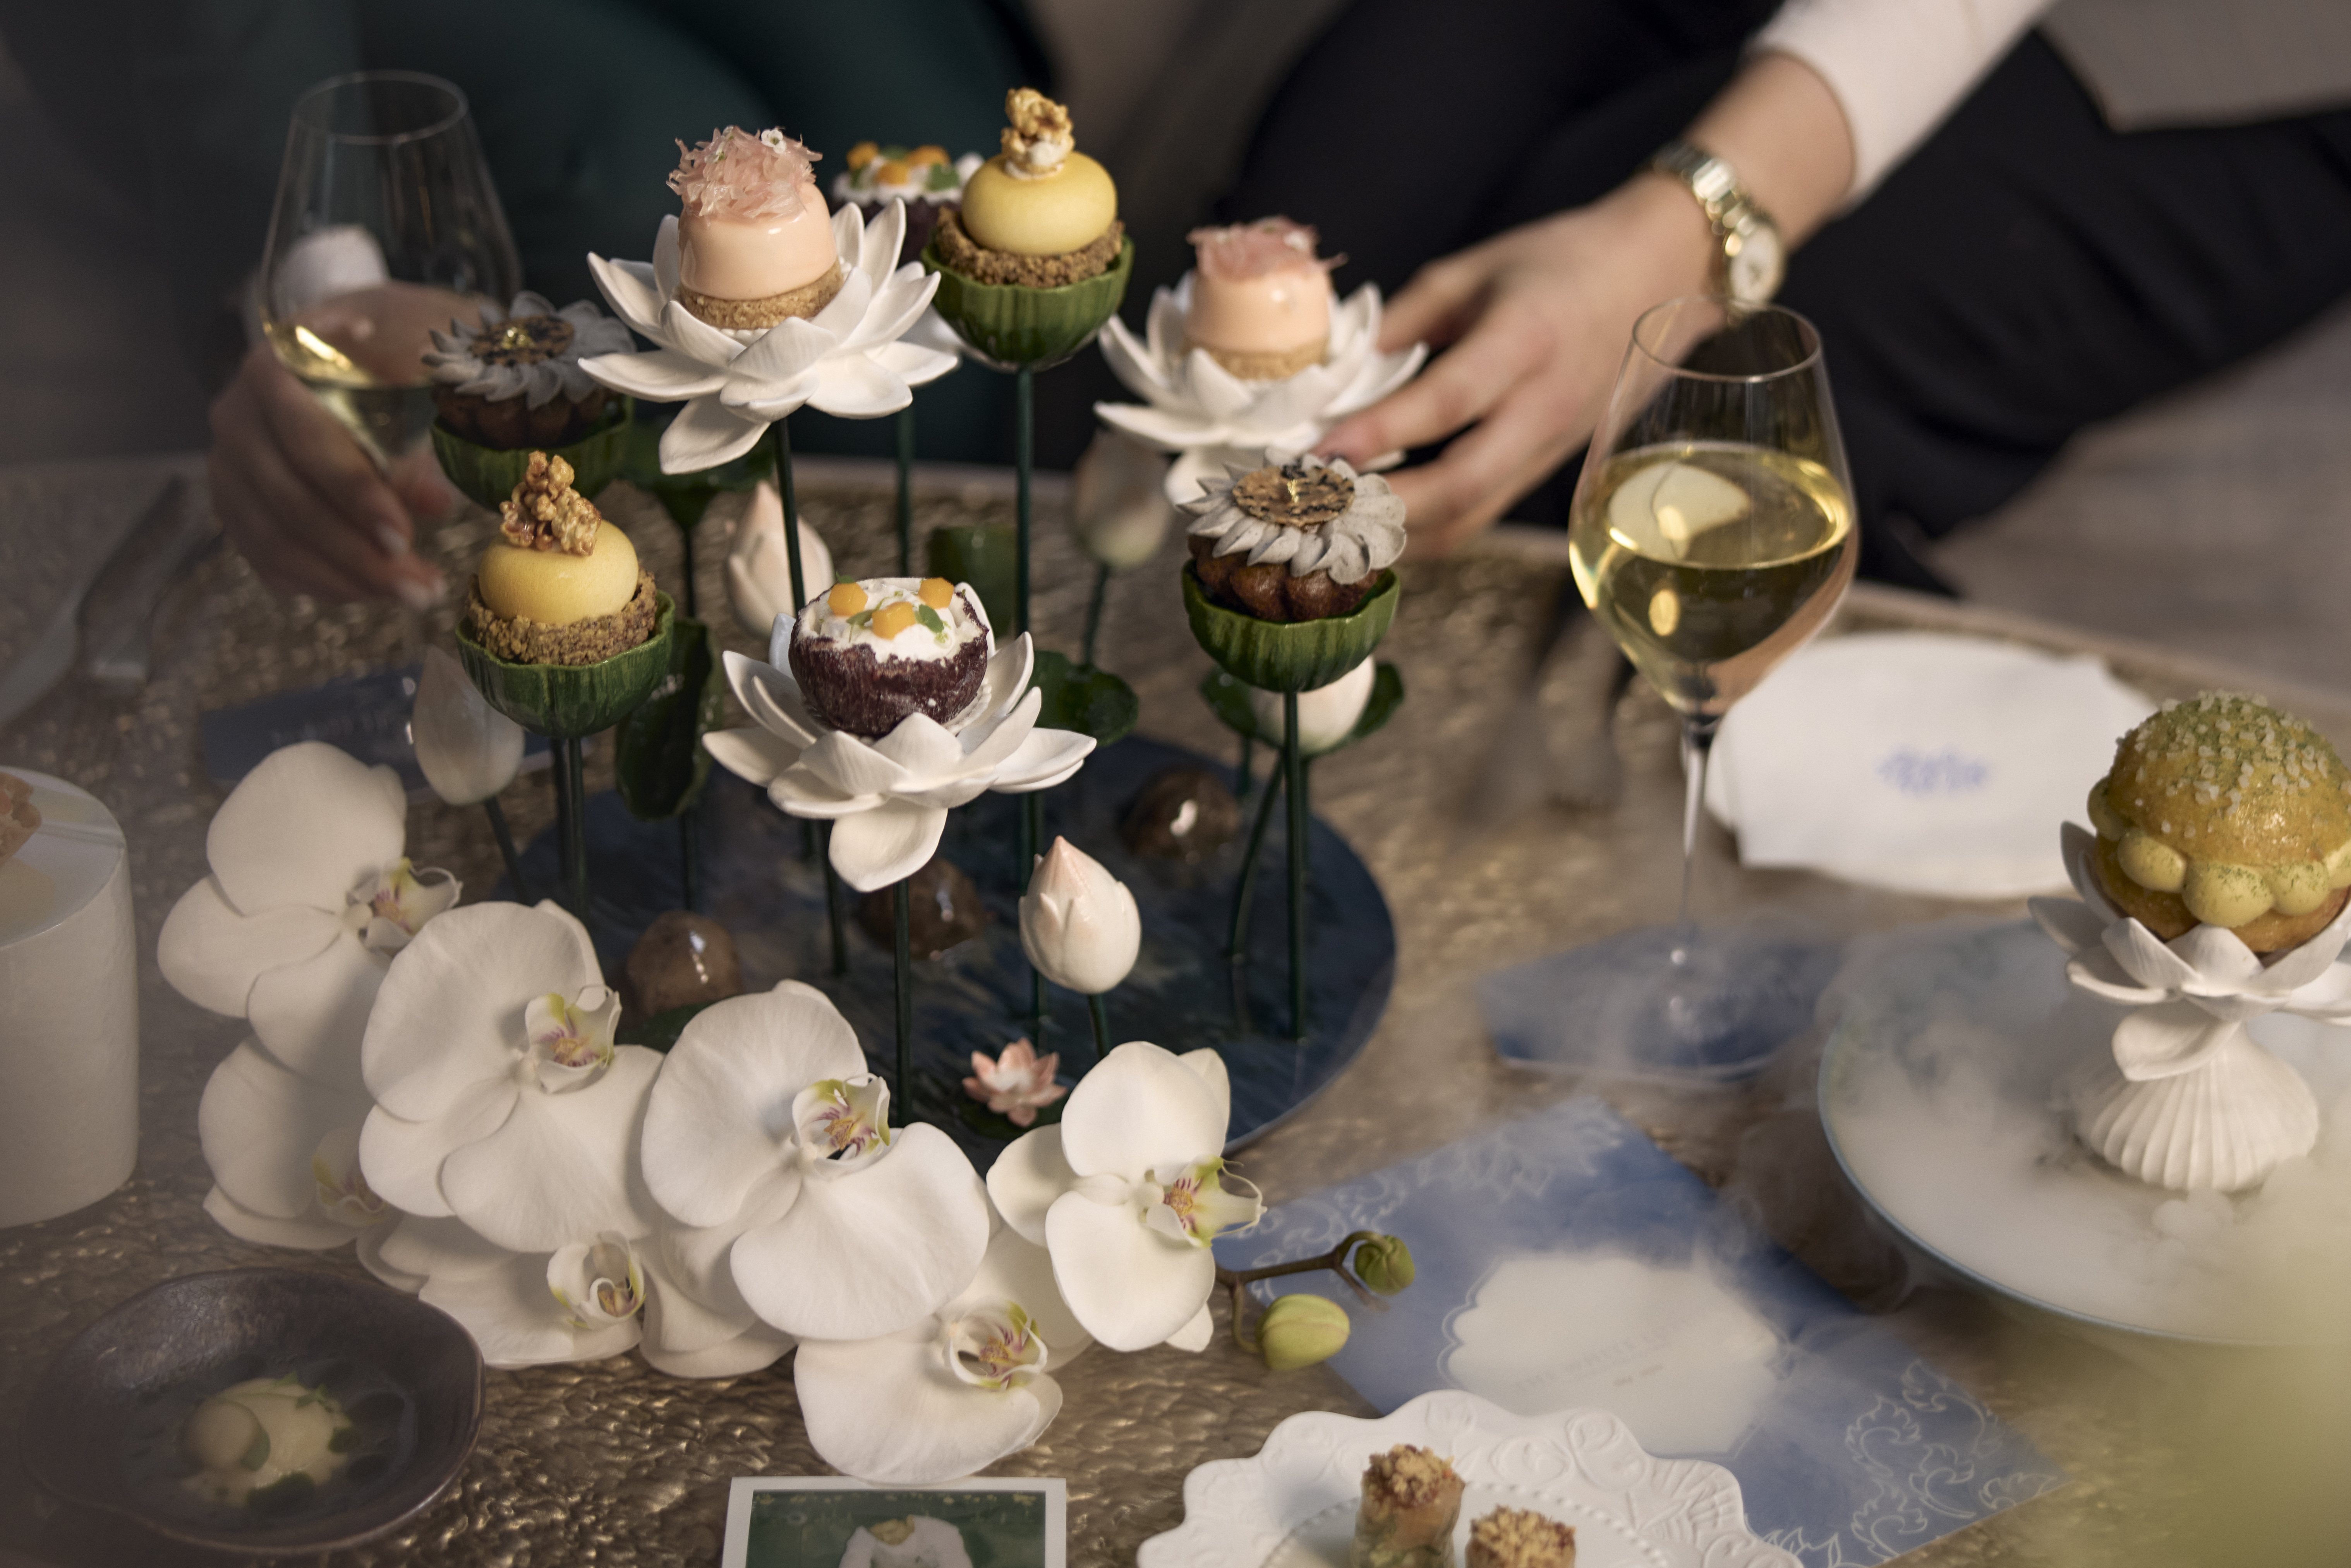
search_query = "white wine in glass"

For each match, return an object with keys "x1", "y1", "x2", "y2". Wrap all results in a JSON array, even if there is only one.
[
  {"x1": 259, "y1": 72, "x2": 519, "y2": 469},
  {"x1": 1553, "y1": 297, "x2": 1855, "y2": 1075}
]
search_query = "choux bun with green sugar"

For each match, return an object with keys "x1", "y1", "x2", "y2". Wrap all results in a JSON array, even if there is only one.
[
  {"x1": 2086, "y1": 691, "x2": 2351, "y2": 950},
  {"x1": 466, "y1": 451, "x2": 659, "y2": 666}
]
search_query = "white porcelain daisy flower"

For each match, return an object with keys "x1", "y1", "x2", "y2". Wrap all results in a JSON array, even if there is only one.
[
  {"x1": 356, "y1": 901, "x2": 663, "y2": 1254},
  {"x1": 1094, "y1": 273, "x2": 1425, "y2": 504},
  {"x1": 795, "y1": 1224, "x2": 1090, "y2": 1485},
  {"x1": 702, "y1": 632, "x2": 1093, "y2": 894},
  {"x1": 985, "y1": 1042, "x2": 1260, "y2": 1352},
  {"x1": 638, "y1": 984, "x2": 992, "y2": 1342},
  {"x1": 582, "y1": 199, "x2": 957, "y2": 473}
]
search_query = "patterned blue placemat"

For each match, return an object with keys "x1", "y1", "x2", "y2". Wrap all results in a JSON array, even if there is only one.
[{"x1": 1215, "y1": 1098, "x2": 2064, "y2": 1566}]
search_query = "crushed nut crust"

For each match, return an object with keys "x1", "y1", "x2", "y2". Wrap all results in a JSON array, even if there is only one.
[
  {"x1": 1235, "y1": 460, "x2": 1355, "y2": 528},
  {"x1": 934, "y1": 210, "x2": 1122, "y2": 287},
  {"x1": 1362, "y1": 1445, "x2": 1460, "y2": 1512},
  {"x1": 1467, "y1": 1506, "x2": 1577, "y2": 1568},
  {"x1": 499, "y1": 452, "x2": 602, "y2": 555}
]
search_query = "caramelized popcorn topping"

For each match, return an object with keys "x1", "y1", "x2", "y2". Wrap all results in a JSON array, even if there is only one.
[
  {"x1": 1362, "y1": 1444, "x2": 1459, "y2": 1511},
  {"x1": 1467, "y1": 1506, "x2": 1577, "y2": 1567},
  {"x1": 1001, "y1": 87, "x2": 1075, "y2": 176},
  {"x1": 499, "y1": 452, "x2": 602, "y2": 555},
  {"x1": 1235, "y1": 460, "x2": 1356, "y2": 529}
]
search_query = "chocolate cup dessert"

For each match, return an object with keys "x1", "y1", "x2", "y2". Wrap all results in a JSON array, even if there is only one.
[
  {"x1": 434, "y1": 386, "x2": 609, "y2": 450},
  {"x1": 789, "y1": 584, "x2": 992, "y2": 740},
  {"x1": 1187, "y1": 534, "x2": 1375, "y2": 623}
]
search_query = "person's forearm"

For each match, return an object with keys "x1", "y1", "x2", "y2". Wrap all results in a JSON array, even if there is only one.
[{"x1": 1671, "y1": 51, "x2": 1857, "y2": 251}]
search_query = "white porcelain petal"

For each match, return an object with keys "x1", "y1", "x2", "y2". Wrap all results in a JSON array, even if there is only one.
[
  {"x1": 1095, "y1": 401, "x2": 1222, "y2": 453},
  {"x1": 577, "y1": 347, "x2": 729, "y2": 401},
  {"x1": 1043, "y1": 1191, "x2": 1217, "y2": 1352},
  {"x1": 1059, "y1": 1041, "x2": 1226, "y2": 1179},
  {"x1": 985, "y1": 727, "x2": 1097, "y2": 794},
  {"x1": 158, "y1": 875, "x2": 340, "y2": 1018},
  {"x1": 2170, "y1": 925, "x2": 2267, "y2": 991},
  {"x1": 767, "y1": 767, "x2": 885, "y2": 818},
  {"x1": 586, "y1": 251, "x2": 665, "y2": 340},
  {"x1": 729, "y1": 1125, "x2": 990, "y2": 1339},
  {"x1": 702, "y1": 727, "x2": 800, "y2": 789},
  {"x1": 439, "y1": 1046, "x2": 663, "y2": 1253},
  {"x1": 2103, "y1": 919, "x2": 2203, "y2": 993},
  {"x1": 207, "y1": 743, "x2": 406, "y2": 916},
  {"x1": 804, "y1": 352, "x2": 913, "y2": 419},
  {"x1": 728, "y1": 316, "x2": 837, "y2": 393},
  {"x1": 796, "y1": 1328, "x2": 1059, "y2": 1485},
  {"x1": 660, "y1": 395, "x2": 773, "y2": 473},
  {"x1": 641, "y1": 982, "x2": 861, "y2": 1227},
  {"x1": 869, "y1": 338, "x2": 959, "y2": 388},
  {"x1": 985, "y1": 1125, "x2": 1076, "y2": 1247},
  {"x1": 825, "y1": 798, "x2": 950, "y2": 892},
  {"x1": 872, "y1": 714, "x2": 967, "y2": 779},
  {"x1": 2113, "y1": 1000, "x2": 2240, "y2": 1081}
]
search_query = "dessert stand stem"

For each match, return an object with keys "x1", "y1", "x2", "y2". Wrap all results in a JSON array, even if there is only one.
[
  {"x1": 771, "y1": 415, "x2": 849, "y2": 960},
  {"x1": 556, "y1": 736, "x2": 590, "y2": 919},
  {"x1": 824, "y1": 825, "x2": 848, "y2": 976},
  {"x1": 482, "y1": 796, "x2": 530, "y2": 903},
  {"x1": 892, "y1": 878, "x2": 913, "y2": 1111},
  {"x1": 1227, "y1": 759, "x2": 1286, "y2": 959},
  {"x1": 1081, "y1": 562, "x2": 1110, "y2": 668},
  {"x1": 895, "y1": 405, "x2": 916, "y2": 575},
  {"x1": 680, "y1": 808, "x2": 704, "y2": 914},
  {"x1": 1285, "y1": 692, "x2": 1309, "y2": 1040},
  {"x1": 1236, "y1": 735, "x2": 1255, "y2": 800},
  {"x1": 1014, "y1": 365, "x2": 1032, "y2": 638},
  {"x1": 1024, "y1": 794, "x2": 1046, "y2": 1027},
  {"x1": 1085, "y1": 992, "x2": 1110, "y2": 1069}
]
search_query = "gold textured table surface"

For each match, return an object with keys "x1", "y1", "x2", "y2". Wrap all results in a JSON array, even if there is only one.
[{"x1": 3, "y1": 455, "x2": 2348, "y2": 1568}]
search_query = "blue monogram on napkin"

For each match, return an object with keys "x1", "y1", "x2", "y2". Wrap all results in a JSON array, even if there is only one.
[{"x1": 1215, "y1": 1098, "x2": 2064, "y2": 1567}]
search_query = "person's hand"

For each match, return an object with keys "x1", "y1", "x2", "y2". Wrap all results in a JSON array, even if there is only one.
[
  {"x1": 1316, "y1": 177, "x2": 1714, "y2": 557},
  {"x1": 207, "y1": 341, "x2": 455, "y2": 606}
]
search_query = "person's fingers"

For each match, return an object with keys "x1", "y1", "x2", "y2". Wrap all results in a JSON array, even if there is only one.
[
  {"x1": 389, "y1": 445, "x2": 458, "y2": 520},
  {"x1": 1392, "y1": 372, "x2": 1591, "y2": 558},
  {"x1": 243, "y1": 344, "x2": 419, "y2": 558},
  {"x1": 208, "y1": 454, "x2": 374, "y2": 601},
  {"x1": 1375, "y1": 249, "x2": 1496, "y2": 353},
  {"x1": 1321, "y1": 299, "x2": 1555, "y2": 467}
]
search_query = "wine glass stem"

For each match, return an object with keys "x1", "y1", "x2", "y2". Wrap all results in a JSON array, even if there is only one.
[{"x1": 1675, "y1": 714, "x2": 1722, "y2": 944}]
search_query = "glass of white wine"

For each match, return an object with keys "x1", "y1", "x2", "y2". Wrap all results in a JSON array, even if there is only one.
[
  {"x1": 260, "y1": 71, "x2": 519, "y2": 470},
  {"x1": 1559, "y1": 296, "x2": 1855, "y2": 1074}
]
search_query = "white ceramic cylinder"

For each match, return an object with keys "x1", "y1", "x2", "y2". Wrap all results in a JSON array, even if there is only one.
[{"x1": 0, "y1": 769, "x2": 137, "y2": 1225}]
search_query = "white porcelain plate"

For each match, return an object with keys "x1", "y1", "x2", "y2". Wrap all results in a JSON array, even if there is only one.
[{"x1": 1137, "y1": 1391, "x2": 1795, "y2": 1568}]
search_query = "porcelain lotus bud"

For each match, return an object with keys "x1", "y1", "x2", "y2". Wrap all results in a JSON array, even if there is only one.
[
  {"x1": 1256, "y1": 1292, "x2": 1350, "y2": 1371},
  {"x1": 411, "y1": 647, "x2": 526, "y2": 806},
  {"x1": 1071, "y1": 429, "x2": 1175, "y2": 571},
  {"x1": 1247, "y1": 657, "x2": 1375, "y2": 756},
  {"x1": 1019, "y1": 837, "x2": 1140, "y2": 995},
  {"x1": 726, "y1": 479, "x2": 837, "y2": 639}
]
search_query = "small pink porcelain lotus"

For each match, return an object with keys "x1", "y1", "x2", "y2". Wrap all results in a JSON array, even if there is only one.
[
  {"x1": 964, "y1": 1038, "x2": 1067, "y2": 1126},
  {"x1": 2032, "y1": 823, "x2": 2351, "y2": 1190}
]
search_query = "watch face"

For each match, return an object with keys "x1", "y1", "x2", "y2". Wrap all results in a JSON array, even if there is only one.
[{"x1": 1726, "y1": 221, "x2": 1784, "y2": 304}]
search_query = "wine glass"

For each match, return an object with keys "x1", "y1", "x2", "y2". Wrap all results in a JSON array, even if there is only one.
[
  {"x1": 1557, "y1": 297, "x2": 1856, "y2": 1075},
  {"x1": 259, "y1": 71, "x2": 520, "y2": 470}
]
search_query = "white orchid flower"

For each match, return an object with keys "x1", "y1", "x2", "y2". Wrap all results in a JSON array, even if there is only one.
[
  {"x1": 1019, "y1": 837, "x2": 1140, "y2": 995},
  {"x1": 796, "y1": 1225, "x2": 1089, "y2": 1486},
  {"x1": 986, "y1": 1042, "x2": 1260, "y2": 1352},
  {"x1": 1094, "y1": 273, "x2": 1426, "y2": 504},
  {"x1": 582, "y1": 199, "x2": 958, "y2": 473},
  {"x1": 1070, "y1": 428, "x2": 1176, "y2": 571},
  {"x1": 365, "y1": 1215, "x2": 646, "y2": 1368},
  {"x1": 725, "y1": 478, "x2": 837, "y2": 639},
  {"x1": 196, "y1": 1040, "x2": 386, "y2": 1250},
  {"x1": 1246, "y1": 657, "x2": 1376, "y2": 757},
  {"x1": 2033, "y1": 822, "x2": 2351, "y2": 1079},
  {"x1": 410, "y1": 646, "x2": 525, "y2": 807},
  {"x1": 160, "y1": 742, "x2": 458, "y2": 1094},
  {"x1": 639, "y1": 983, "x2": 992, "y2": 1341},
  {"x1": 357, "y1": 901, "x2": 663, "y2": 1254},
  {"x1": 701, "y1": 634, "x2": 1094, "y2": 893}
]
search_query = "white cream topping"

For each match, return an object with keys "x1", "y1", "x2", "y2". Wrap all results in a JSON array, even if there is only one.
[{"x1": 790, "y1": 578, "x2": 990, "y2": 666}]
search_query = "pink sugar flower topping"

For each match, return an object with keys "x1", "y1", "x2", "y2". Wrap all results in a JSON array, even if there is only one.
[
  {"x1": 1189, "y1": 217, "x2": 1337, "y2": 281},
  {"x1": 670, "y1": 126, "x2": 822, "y2": 221},
  {"x1": 964, "y1": 1038, "x2": 1067, "y2": 1127}
]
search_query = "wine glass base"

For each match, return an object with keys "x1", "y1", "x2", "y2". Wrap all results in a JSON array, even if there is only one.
[{"x1": 1480, "y1": 919, "x2": 1842, "y2": 1084}]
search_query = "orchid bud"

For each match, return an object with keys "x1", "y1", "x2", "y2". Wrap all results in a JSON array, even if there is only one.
[
  {"x1": 1247, "y1": 657, "x2": 1375, "y2": 757},
  {"x1": 726, "y1": 478, "x2": 837, "y2": 639},
  {"x1": 411, "y1": 645, "x2": 525, "y2": 805},
  {"x1": 1071, "y1": 429, "x2": 1176, "y2": 571},
  {"x1": 1257, "y1": 1292, "x2": 1350, "y2": 1371},
  {"x1": 1019, "y1": 837, "x2": 1141, "y2": 995},
  {"x1": 1350, "y1": 1233, "x2": 1415, "y2": 1295}
]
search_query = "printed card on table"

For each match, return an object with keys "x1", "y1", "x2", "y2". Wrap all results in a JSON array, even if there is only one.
[
  {"x1": 1215, "y1": 1098, "x2": 2064, "y2": 1568},
  {"x1": 721, "y1": 1477, "x2": 1065, "y2": 1568}
]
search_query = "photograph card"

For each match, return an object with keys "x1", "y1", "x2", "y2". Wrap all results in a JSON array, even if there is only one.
[{"x1": 721, "y1": 1477, "x2": 1066, "y2": 1568}]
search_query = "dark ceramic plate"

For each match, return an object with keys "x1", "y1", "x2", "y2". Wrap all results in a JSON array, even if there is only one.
[{"x1": 21, "y1": 1267, "x2": 483, "y2": 1556}]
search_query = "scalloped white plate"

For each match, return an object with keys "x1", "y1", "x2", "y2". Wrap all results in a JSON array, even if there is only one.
[{"x1": 1137, "y1": 1391, "x2": 1796, "y2": 1568}]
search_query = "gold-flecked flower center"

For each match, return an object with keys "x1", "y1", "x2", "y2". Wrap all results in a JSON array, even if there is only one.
[
  {"x1": 478, "y1": 316, "x2": 577, "y2": 367},
  {"x1": 1234, "y1": 462, "x2": 1354, "y2": 529}
]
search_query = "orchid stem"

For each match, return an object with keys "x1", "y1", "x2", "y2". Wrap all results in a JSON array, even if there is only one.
[
  {"x1": 1081, "y1": 561, "x2": 1110, "y2": 668},
  {"x1": 822, "y1": 823, "x2": 848, "y2": 976},
  {"x1": 893, "y1": 877, "x2": 913, "y2": 1114},
  {"x1": 1217, "y1": 1232, "x2": 1393, "y2": 1352},
  {"x1": 482, "y1": 795, "x2": 528, "y2": 902},
  {"x1": 1228, "y1": 760, "x2": 1285, "y2": 961},
  {"x1": 1085, "y1": 992, "x2": 1109, "y2": 1070},
  {"x1": 895, "y1": 404, "x2": 916, "y2": 576},
  {"x1": 775, "y1": 417, "x2": 806, "y2": 614},
  {"x1": 1285, "y1": 691, "x2": 1308, "y2": 1041},
  {"x1": 1025, "y1": 792, "x2": 1046, "y2": 1026},
  {"x1": 1014, "y1": 364, "x2": 1032, "y2": 640}
]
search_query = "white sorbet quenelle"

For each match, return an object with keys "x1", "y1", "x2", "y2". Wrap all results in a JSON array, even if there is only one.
[{"x1": 986, "y1": 1042, "x2": 1262, "y2": 1352}]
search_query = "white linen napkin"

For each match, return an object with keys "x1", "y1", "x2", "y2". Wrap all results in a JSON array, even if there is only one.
[{"x1": 1705, "y1": 631, "x2": 2154, "y2": 898}]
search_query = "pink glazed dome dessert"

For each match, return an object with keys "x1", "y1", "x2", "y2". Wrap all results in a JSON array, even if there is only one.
[
  {"x1": 668, "y1": 127, "x2": 842, "y2": 330},
  {"x1": 1184, "y1": 217, "x2": 1338, "y2": 381}
]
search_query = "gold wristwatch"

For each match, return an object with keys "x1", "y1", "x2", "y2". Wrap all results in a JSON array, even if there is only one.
[{"x1": 1646, "y1": 138, "x2": 1785, "y2": 305}]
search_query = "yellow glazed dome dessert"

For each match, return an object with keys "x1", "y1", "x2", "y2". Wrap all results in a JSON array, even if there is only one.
[
  {"x1": 466, "y1": 452, "x2": 659, "y2": 666},
  {"x1": 2087, "y1": 692, "x2": 2351, "y2": 950},
  {"x1": 668, "y1": 127, "x2": 843, "y2": 330},
  {"x1": 934, "y1": 89, "x2": 1121, "y2": 287}
]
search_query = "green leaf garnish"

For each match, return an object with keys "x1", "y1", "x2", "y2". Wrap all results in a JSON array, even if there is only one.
[
  {"x1": 925, "y1": 163, "x2": 959, "y2": 192},
  {"x1": 880, "y1": 144, "x2": 911, "y2": 160},
  {"x1": 914, "y1": 604, "x2": 946, "y2": 636},
  {"x1": 847, "y1": 609, "x2": 875, "y2": 630},
  {"x1": 328, "y1": 1426, "x2": 356, "y2": 1454},
  {"x1": 239, "y1": 1426, "x2": 272, "y2": 1472}
]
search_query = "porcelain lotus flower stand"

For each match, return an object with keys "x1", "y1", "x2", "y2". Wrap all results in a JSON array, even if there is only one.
[{"x1": 2032, "y1": 823, "x2": 2351, "y2": 1190}]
